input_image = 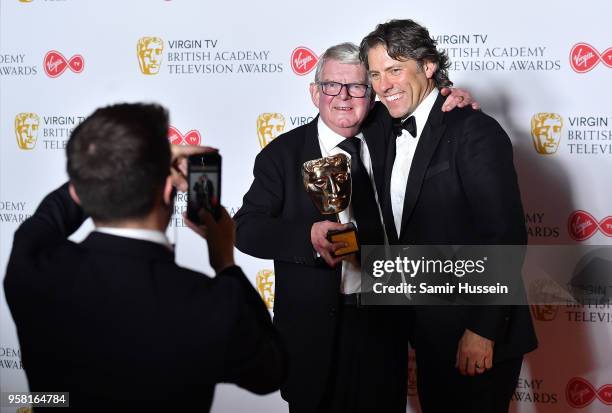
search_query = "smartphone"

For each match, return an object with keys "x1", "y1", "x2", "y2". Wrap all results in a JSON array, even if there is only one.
[{"x1": 187, "y1": 152, "x2": 222, "y2": 223}]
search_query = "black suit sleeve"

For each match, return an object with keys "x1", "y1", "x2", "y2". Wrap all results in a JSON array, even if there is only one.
[
  {"x1": 457, "y1": 113, "x2": 527, "y2": 341},
  {"x1": 217, "y1": 265, "x2": 286, "y2": 394},
  {"x1": 234, "y1": 148, "x2": 318, "y2": 266}
]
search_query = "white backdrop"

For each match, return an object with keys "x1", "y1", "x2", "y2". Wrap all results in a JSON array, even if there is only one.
[{"x1": 1, "y1": 1, "x2": 611, "y2": 412}]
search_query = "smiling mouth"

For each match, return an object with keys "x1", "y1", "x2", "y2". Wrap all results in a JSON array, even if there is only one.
[
  {"x1": 333, "y1": 106, "x2": 353, "y2": 111},
  {"x1": 384, "y1": 92, "x2": 403, "y2": 102}
]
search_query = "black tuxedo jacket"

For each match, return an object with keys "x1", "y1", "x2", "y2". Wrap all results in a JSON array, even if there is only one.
[
  {"x1": 380, "y1": 95, "x2": 537, "y2": 362},
  {"x1": 4, "y1": 184, "x2": 284, "y2": 411},
  {"x1": 234, "y1": 106, "x2": 400, "y2": 409}
]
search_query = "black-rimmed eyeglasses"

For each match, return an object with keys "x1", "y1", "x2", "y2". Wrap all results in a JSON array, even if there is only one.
[{"x1": 317, "y1": 81, "x2": 370, "y2": 98}]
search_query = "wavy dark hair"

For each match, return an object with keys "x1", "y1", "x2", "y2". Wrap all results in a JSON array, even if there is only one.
[{"x1": 359, "y1": 19, "x2": 453, "y2": 88}]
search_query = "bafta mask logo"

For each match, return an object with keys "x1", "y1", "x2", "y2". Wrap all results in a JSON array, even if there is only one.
[
  {"x1": 15, "y1": 112, "x2": 40, "y2": 150},
  {"x1": 303, "y1": 154, "x2": 351, "y2": 214},
  {"x1": 531, "y1": 113, "x2": 563, "y2": 155},
  {"x1": 256, "y1": 269, "x2": 275, "y2": 310},
  {"x1": 528, "y1": 279, "x2": 571, "y2": 321},
  {"x1": 19, "y1": 0, "x2": 33, "y2": 3},
  {"x1": 137, "y1": 37, "x2": 164, "y2": 75},
  {"x1": 257, "y1": 113, "x2": 285, "y2": 148}
]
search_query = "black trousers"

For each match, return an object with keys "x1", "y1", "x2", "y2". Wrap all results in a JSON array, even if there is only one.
[
  {"x1": 416, "y1": 350, "x2": 523, "y2": 413},
  {"x1": 290, "y1": 304, "x2": 409, "y2": 413}
]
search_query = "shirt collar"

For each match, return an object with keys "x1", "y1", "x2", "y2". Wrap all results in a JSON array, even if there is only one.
[
  {"x1": 317, "y1": 117, "x2": 364, "y2": 153},
  {"x1": 404, "y1": 88, "x2": 439, "y2": 138},
  {"x1": 95, "y1": 227, "x2": 172, "y2": 249}
]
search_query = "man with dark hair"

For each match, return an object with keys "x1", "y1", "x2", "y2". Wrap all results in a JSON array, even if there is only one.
[
  {"x1": 4, "y1": 103, "x2": 285, "y2": 411},
  {"x1": 360, "y1": 19, "x2": 537, "y2": 413},
  {"x1": 235, "y1": 42, "x2": 476, "y2": 413}
]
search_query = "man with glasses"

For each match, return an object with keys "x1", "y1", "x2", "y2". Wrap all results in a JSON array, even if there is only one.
[{"x1": 235, "y1": 42, "x2": 475, "y2": 413}]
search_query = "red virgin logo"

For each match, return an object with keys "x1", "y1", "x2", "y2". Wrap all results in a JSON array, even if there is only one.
[
  {"x1": 168, "y1": 126, "x2": 201, "y2": 145},
  {"x1": 568, "y1": 210, "x2": 612, "y2": 241},
  {"x1": 569, "y1": 43, "x2": 612, "y2": 73},
  {"x1": 566, "y1": 377, "x2": 612, "y2": 408},
  {"x1": 291, "y1": 47, "x2": 318, "y2": 76},
  {"x1": 43, "y1": 51, "x2": 84, "y2": 78}
]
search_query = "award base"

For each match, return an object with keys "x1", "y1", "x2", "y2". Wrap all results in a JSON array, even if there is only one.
[{"x1": 327, "y1": 222, "x2": 359, "y2": 257}]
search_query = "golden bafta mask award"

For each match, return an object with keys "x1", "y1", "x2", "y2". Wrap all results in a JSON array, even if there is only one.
[{"x1": 302, "y1": 153, "x2": 359, "y2": 257}]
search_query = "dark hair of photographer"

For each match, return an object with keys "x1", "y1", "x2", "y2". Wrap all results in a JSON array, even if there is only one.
[{"x1": 66, "y1": 103, "x2": 171, "y2": 223}]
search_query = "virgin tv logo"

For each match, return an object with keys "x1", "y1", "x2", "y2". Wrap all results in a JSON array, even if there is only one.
[
  {"x1": 43, "y1": 51, "x2": 84, "y2": 77},
  {"x1": 291, "y1": 47, "x2": 318, "y2": 75},
  {"x1": 168, "y1": 126, "x2": 201, "y2": 145},
  {"x1": 566, "y1": 377, "x2": 612, "y2": 408},
  {"x1": 568, "y1": 210, "x2": 612, "y2": 241},
  {"x1": 569, "y1": 43, "x2": 612, "y2": 73}
]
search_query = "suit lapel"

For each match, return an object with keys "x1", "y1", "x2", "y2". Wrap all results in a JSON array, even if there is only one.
[
  {"x1": 362, "y1": 118, "x2": 386, "y2": 205},
  {"x1": 383, "y1": 131, "x2": 399, "y2": 243},
  {"x1": 300, "y1": 116, "x2": 323, "y2": 166},
  {"x1": 399, "y1": 94, "x2": 447, "y2": 240}
]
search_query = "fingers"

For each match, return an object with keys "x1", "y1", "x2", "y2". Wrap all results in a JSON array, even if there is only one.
[
  {"x1": 457, "y1": 351, "x2": 468, "y2": 375},
  {"x1": 319, "y1": 250, "x2": 339, "y2": 267},
  {"x1": 466, "y1": 357, "x2": 476, "y2": 376},
  {"x1": 171, "y1": 166, "x2": 188, "y2": 192},
  {"x1": 183, "y1": 212, "x2": 207, "y2": 238},
  {"x1": 171, "y1": 144, "x2": 217, "y2": 159},
  {"x1": 310, "y1": 221, "x2": 352, "y2": 267},
  {"x1": 316, "y1": 239, "x2": 347, "y2": 267},
  {"x1": 456, "y1": 329, "x2": 494, "y2": 376},
  {"x1": 170, "y1": 145, "x2": 218, "y2": 191},
  {"x1": 442, "y1": 95, "x2": 463, "y2": 112},
  {"x1": 484, "y1": 355, "x2": 493, "y2": 370},
  {"x1": 456, "y1": 353, "x2": 485, "y2": 376},
  {"x1": 440, "y1": 87, "x2": 480, "y2": 112},
  {"x1": 183, "y1": 207, "x2": 229, "y2": 239}
]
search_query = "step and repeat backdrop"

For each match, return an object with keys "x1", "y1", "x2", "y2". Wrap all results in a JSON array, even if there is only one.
[{"x1": 1, "y1": 0, "x2": 610, "y2": 412}]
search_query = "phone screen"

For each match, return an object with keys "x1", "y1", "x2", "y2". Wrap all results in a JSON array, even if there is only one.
[{"x1": 188, "y1": 153, "x2": 221, "y2": 222}]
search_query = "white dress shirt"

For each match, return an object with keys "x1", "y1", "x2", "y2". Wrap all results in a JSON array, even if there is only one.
[
  {"x1": 316, "y1": 118, "x2": 385, "y2": 294},
  {"x1": 390, "y1": 88, "x2": 439, "y2": 237}
]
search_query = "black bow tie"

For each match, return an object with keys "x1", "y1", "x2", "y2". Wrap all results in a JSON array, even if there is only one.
[{"x1": 393, "y1": 115, "x2": 416, "y2": 138}]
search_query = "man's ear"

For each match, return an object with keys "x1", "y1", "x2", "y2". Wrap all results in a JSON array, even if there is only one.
[
  {"x1": 162, "y1": 176, "x2": 174, "y2": 206},
  {"x1": 68, "y1": 183, "x2": 81, "y2": 205},
  {"x1": 422, "y1": 60, "x2": 438, "y2": 80},
  {"x1": 309, "y1": 82, "x2": 320, "y2": 109}
]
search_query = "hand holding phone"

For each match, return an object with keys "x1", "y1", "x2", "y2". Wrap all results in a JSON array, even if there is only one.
[{"x1": 187, "y1": 152, "x2": 222, "y2": 223}]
